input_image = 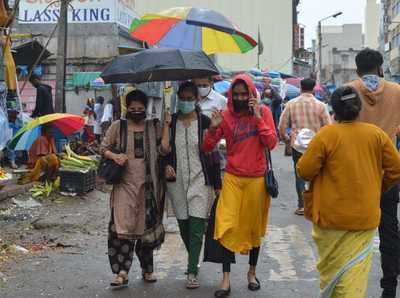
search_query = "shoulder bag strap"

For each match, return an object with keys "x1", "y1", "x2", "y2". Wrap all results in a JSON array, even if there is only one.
[
  {"x1": 266, "y1": 149, "x2": 273, "y2": 170},
  {"x1": 119, "y1": 119, "x2": 128, "y2": 153}
]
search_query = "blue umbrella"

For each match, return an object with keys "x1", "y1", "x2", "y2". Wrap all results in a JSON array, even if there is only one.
[{"x1": 214, "y1": 80, "x2": 230, "y2": 94}]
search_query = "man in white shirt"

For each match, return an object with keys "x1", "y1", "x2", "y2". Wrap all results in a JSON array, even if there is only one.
[
  {"x1": 193, "y1": 77, "x2": 228, "y2": 174},
  {"x1": 193, "y1": 77, "x2": 227, "y2": 118}
]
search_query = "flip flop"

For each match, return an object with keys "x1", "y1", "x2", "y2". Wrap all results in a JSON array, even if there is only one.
[
  {"x1": 186, "y1": 276, "x2": 200, "y2": 289},
  {"x1": 142, "y1": 272, "x2": 157, "y2": 283},
  {"x1": 110, "y1": 274, "x2": 129, "y2": 290},
  {"x1": 248, "y1": 277, "x2": 261, "y2": 291}
]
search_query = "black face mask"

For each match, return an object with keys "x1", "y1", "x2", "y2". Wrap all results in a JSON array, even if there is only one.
[
  {"x1": 127, "y1": 111, "x2": 146, "y2": 122},
  {"x1": 232, "y1": 99, "x2": 249, "y2": 113}
]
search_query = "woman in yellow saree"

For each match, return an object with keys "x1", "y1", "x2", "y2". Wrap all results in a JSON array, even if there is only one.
[{"x1": 297, "y1": 86, "x2": 400, "y2": 297}]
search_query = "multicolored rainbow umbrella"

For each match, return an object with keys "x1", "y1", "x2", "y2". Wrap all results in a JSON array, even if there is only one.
[
  {"x1": 130, "y1": 7, "x2": 257, "y2": 55},
  {"x1": 9, "y1": 113, "x2": 85, "y2": 150}
]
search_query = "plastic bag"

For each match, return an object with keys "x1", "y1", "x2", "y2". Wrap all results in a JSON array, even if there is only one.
[{"x1": 0, "y1": 108, "x2": 11, "y2": 150}]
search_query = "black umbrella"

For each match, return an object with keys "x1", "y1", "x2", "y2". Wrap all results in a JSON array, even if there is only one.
[{"x1": 101, "y1": 48, "x2": 219, "y2": 84}]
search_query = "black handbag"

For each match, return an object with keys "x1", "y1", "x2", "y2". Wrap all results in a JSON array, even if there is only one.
[
  {"x1": 98, "y1": 119, "x2": 128, "y2": 185},
  {"x1": 265, "y1": 149, "x2": 279, "y2": 198},
  {"x1": 203, "y1": 195, "x2": 236, "y2": 264}
]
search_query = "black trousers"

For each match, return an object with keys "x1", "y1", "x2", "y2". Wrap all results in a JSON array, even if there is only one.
[
  {"x1": 108, "y1": 214, "x2": 153, "y2": 275},
  {"x1": 222, "y1": 247, "x2": 260, "y2": 273},
  {"x1": 379, "y1": 184, "x2": 400, "y2": 295}
]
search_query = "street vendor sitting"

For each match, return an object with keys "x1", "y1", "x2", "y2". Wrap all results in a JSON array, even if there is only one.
[{"x1": 21, "y1": 125, "x2": 59, "y2": 183}]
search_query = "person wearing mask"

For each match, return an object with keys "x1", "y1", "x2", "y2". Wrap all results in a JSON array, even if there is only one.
[
  {"x1": 29, "y1": 74, "x2": 54, "y2": 118},
  {"x1": 297, "y1": 86, "x2": 400, "y2": 297},
  {"x1": 164, "y1": 81, "x2": 221, "y2": 290},
  {"x1": 193, "y1": 77, "x2": 227, "y2": 118},
  {"x1": 93, "y1": 96, "x2": 105, "y2": 142},
  {"x1": 194, "y1": 77, "x2": 228, "y2": 171},
  {"x1": 101, "y1": 89, "x2": 171, "y2": 289},
  {"x1": 347, "y1": 48, "x2": 400, "y2": 298},
  {"x1": 278, "y1": 78, "x2": 331, "y2": 216},
  {"x1": 203, "y1": 74, "x2": 277, "y2": 297}
]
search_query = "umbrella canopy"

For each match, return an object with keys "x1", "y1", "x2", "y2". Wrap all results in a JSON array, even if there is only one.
[
  {"x1": 286, "y1": 84, "x2": 300, "y2": 100},
  {"x1": 9, "y1": 113, "x2": 85, "y2": 150},
  {"x1": 12, "y1": 40, "x2": 52, "y2": 68},
  {"x1": 101, "y1": 48, "x2": 219, "y2": 84},
  {"x1": 214, "y1": 80, "x2": 230, "y2": 94},
  {"x1": 130, "y1": 7, "x2": 257, "y2": 55}
]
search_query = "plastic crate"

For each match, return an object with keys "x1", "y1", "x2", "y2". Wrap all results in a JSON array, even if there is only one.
[{"x1": 59, "y1": 168, "x2": 96, "y2": 193}]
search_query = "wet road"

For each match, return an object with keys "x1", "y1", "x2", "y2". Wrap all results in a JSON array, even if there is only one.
[{"x1": 0, "y1": 145, "x2": 396, "y2": 297}]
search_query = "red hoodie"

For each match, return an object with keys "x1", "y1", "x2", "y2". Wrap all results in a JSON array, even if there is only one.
[{"x1": 203, "y1": 74, "x2": 278, "y2": 177}]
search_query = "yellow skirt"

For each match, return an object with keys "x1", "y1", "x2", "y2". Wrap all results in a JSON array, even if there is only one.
[
  {"x1": 312, "y1": 225, "x2": 375, "y2": 298},
  {"x1": 214, "y1": 172, "x2": 270, "y2": 254}
]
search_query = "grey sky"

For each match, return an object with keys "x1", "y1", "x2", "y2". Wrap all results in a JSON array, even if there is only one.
[{"x1": 298, "y1": 0, "x2": 369, "y2": 47}]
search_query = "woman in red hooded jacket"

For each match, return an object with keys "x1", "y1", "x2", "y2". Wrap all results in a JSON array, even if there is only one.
[{"x1": 203, "y1": 74, "x2": 277, "y2": 297}]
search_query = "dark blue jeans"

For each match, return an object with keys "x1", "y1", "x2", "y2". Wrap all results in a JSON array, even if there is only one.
[{"x1": 292, "y1": 149, "x2": 305, "y2": 208}]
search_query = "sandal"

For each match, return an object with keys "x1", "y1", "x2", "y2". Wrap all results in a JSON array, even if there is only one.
[
  {"x1": 142, "y1": 272, "x2": 157, "y2": 283},
  {"x1": 248, "y1": 277, "x2": 261, "y2": 291},
  {"x1": 110, "y1": 272, "x2": 129, "y2": 290},
  {"x1": 214, "y1": 287, "x2": 231, "y2": 297},
  {"x1": 294, "y1": 208, "x2": 305, "y2": 216},
  {"x1": 186, "y1": 274, "x2": 200, "y2": 289}
]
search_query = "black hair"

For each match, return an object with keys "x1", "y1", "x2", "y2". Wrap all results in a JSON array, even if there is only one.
[
  {"x1": 231, "y1": 79, "x2": 249, "y2": 93},
  {"x1": 29, "y1": 73, "x2": 40, "y2": 83},
  {"x1": 355, "y1": 48, "x2": 383, "y2": 74},
  {"x1": 95, "y1": 96, "x2": 105, "y2": 104},
  {"x1": 126, "y1": 89, "x2": 148, "y2": 108},
  {"x1": 178, "y1": 81, "x2": 198, "y2": 98},
  {"x1": 300, "y1": 78, "x2": 316, "y2": 92},
  {"x1": 331, "y1": 86, "x2": 362, "y2": 122}
]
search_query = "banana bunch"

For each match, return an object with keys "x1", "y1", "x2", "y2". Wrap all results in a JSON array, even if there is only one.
[
  {"x1": 0, "y1": 168, "x2": 11, "y2": 181},
  {"x1": 29, "y1": 181, "x2": 53, "y2": 198},
  {"x1": 0, "y1": 168, "x2": 7, "y2": 179},
  {"x1": 60, "y1": 144, "x2": 99, "y2": 171}
]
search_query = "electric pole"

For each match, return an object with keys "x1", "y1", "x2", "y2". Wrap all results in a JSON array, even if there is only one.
[
  {"x1": 55, "y1": 0, "x2": 68, "y2": 113},
  {"x1": 318, "y1": 21, "x2": 322, "y2": 82}
]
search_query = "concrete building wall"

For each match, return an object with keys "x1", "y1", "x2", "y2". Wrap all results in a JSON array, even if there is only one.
[
  {"x1": 387, "y1": 0, "x2": 400, "y2": 76},
  {"x1": 134, "y1": 0, "x2": 294, "y2": 73},
  {"x1": 365, "y1": 0, "x2": 381, "y2": 49},
  {"x1": 12, "y1": 23, "x2": 137, "y2": 77},
  {"x1": 319, "y1": 24, "x2": 363, "y2": 82},
  {"x1": 331, "y1": 48, "x2": 360, "y2": 86},
  {"x1": 12, "y1": 22, "x2": 136, "y2": 113}
]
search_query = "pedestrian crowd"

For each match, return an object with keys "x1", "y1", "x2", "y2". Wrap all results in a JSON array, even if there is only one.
[
  {"x1": 100, "y1": 48, "x2": 400, "y2": 297},
  {"x1": 3, "y1": 48, "x2": 400, "y2": 298}
]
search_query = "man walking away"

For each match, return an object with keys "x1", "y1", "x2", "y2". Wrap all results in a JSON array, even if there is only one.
[
  {"x1": 278, "y1": 78, "x2": 331, "y2": 216},
  {"x1": 29, "y1": 74, "x2": 54, "y2": 118},
  {"x1": 348, "y1": 48, "x2": 400, "y2": 298}
]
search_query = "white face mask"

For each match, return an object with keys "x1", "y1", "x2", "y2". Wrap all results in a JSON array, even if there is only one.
[{"x1": 198, "y1": 86, "x2": 211, "y2": 98}]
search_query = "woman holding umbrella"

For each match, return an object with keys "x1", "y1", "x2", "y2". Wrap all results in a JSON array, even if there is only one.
[
  {"x1": 101, "y1": 89, "x2": 171, "y2": 289},
  {"x1": 164, "y1": 81, "x2": 221, "y2": 290},
  {"x1": 203, "y1": 74, "x2": 277, "y2": 296}
]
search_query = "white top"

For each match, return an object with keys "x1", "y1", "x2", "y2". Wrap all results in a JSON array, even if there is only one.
[
  {"x1": 166, "y1": 120, "x2": 212, "y2": 220},
  {"x1": 101, "y1": 103, "x2": 113, "y2": 123},
  {"x1": 197, "y1": 89, "x2": 227, "y2": 118}
]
